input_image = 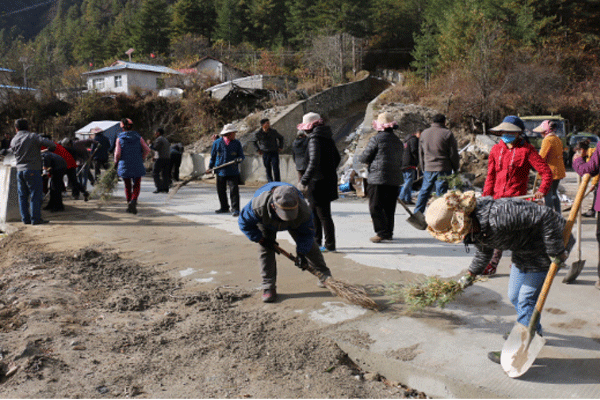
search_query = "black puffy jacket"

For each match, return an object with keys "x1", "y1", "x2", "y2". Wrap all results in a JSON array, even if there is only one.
[
  {"x1": 292, "y1": 135, "x2": 309, "y2": 171},
  {"x1": 465, "y1": 197, "x2": 569, "y2": 274},
  {"x1": 301, "y1": 125, "x2": 341, "y2": 204},
  {"x1": 358, "y1": 129, "x2": 403, "y2": 186}
]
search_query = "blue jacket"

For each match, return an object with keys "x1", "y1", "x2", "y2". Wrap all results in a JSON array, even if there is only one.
[
  {"x1": 238, "y1": 182, "x2": 315, "y2": 255},
  {"x1": 209, "y1": 138, "x2": 244, "y2": 176},
  {"x1": 92, "y1": 132, "x2": 111, "y2": 162},
  {"x1": 116, "y1": 130, "x2": 146, "y2": 179}
]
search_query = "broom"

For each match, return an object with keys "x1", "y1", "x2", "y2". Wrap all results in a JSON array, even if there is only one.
[
  {"x1": 273, "y1": 244, "x2": 379, "y2": 311},
  {"x1": 401, "y1": 276, "x2": 470, "y2": 311},
  {"x1": 167, "y1": 158, "x2": 243, "y2": 201},
  {"x1": 91, "y1": 163, "x2": 118, "y2": 202}
]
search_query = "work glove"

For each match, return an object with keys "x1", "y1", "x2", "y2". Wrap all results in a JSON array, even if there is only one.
[
  {"x1": 552, "y1": 252, "x2": 568, "y2": 269},
  {"x1": 458, "y1": 273, "x2": 475, "y2": 289},
  {"x1": 295, "y1": 254, "x2": 309, "y2": 270},
  {"x1": 258, "y1": 237, "x2": 280, "y2": 253},
  {"x1": 235, "y1": 158, "x2": 244, "y2": 163}
]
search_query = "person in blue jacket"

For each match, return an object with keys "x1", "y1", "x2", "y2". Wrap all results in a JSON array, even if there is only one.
[
  {"x1": 114, "y1": 118, "x2": 152, "y2": 214},
  {"x1": 207, "y1": 123, "x2": 245, "y2": 217},
  {"x1": 238, "y1": 182, "x2": 333, "y2": 303}
]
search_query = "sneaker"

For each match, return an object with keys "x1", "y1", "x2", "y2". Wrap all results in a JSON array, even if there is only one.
[
  {"x1": 83, "y1": 191, "x2": 90, "y2": 202},
  {"x1": 482, "y1": 263, "x2": 497, "y2": 276},
  {"x1": 583, "y1": 209, "x2": 596, "y2": 218},
  {"x1": 370, "y1": 235, "x2": 384, "y2": 243},
  {"x1": 487, "y1": 351, "x2": 501, "y2": 364},
  {"x1": 262, "y1": 288, "x2": 277, "y2": 303},
  {"x1": 127, "y1": 200, "x2": 137, "y2": 215},
  {"x1": 317, "y1": 276, "x2": 331, "y2": 288},
  {"x1": 215, "y1": 208, "x2": 230, "y2": 214},
  {"x1": 232, "y1": 210, "x2": 239, "y2": 217},
  {"x1": 31, "y1": 219, "x2": 49, "y2": 225},
  {"x1": 152, "y1": 190, "x2": 161, "y2": 194}
]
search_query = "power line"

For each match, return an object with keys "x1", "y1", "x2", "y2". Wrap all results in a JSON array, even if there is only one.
[{"x1": 1, "y1": 0, "x2": 56, "y2": 17}]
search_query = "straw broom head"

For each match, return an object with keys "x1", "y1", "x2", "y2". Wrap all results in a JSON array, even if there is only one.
[
  {"x1": 91, "y1": 163, "x2": 118, "y2": 202},
  {"x1": 323, "y1": 276, "x2": 379, "y2": 311},
  {"x1": 402, "y1": 277, "x2": 464, "y2": 311}
]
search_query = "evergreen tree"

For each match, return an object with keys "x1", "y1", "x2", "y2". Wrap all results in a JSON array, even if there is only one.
[
  {"x1": 214, "y1": 0, "x2": 245, "y2": 45},
  {"x1": 285, "y1": 0, "x2": 319, "y2": 47},
  {"x1": 246, "y1": 0, "x2": 286, "y2": 47},
  {"x1": 131, "y1": 0, "x2": 172, "y2": 56},
  {"x1": 171, "y1": 0, "x2": 216, "y2": 42}
]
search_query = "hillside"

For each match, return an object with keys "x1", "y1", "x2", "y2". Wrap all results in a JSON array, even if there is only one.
[{"x1": 0, "y1": 0, "x2": 57, "y2": 41}]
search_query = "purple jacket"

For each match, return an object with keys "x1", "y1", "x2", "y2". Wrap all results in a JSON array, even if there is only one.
[{"x1": 573, "y1": 150, "x2": 600, "y2": 211}]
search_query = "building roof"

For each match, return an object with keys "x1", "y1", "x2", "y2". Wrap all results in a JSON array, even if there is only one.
[
  {"x1": 189, "y1": 56, "x2": 250, "y2": 75},
  {"x1": 0, "y1": 67, "x2": 15, "y2": 73},
  {"x1": 0, "y1": 84, "x2": 38, "y2": 91},
  {"x1": 75, "y1": 120, "x2": 121, "y2": 134},
  {"x1": 82, "y1": 61, "x2": 182, "y2": 76}
]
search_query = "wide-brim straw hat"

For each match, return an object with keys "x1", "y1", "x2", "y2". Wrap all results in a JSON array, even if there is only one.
[
  {"x1": 297, "y1": 112, "x2": 323, "y2": 131},
  {"x1": 220, "y1": 123, "x2": 237, "y2": 135},
  {"x1": 372, "y1": 112, "x2": 397, "y2": 131},
  {"x1": 425, "y1": 191, "x2": 477, "y2": 244}
]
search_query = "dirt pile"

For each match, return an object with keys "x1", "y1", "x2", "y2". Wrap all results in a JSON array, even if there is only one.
[{"x1": 0, "y1": 232, "x2": 426, "y2": 398}]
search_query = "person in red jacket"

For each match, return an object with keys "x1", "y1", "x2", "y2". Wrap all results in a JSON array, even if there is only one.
[{"x1": 481, "y1": 115, "x2": 553, "y2": 275}]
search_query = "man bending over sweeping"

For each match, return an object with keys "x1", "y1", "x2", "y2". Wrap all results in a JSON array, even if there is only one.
[
  {"x1": 425, "y1": 191, "x2": 572, "y2": 364},
  {"x1": 238, "y1": 182, "x2": 332, "y2": 303}
]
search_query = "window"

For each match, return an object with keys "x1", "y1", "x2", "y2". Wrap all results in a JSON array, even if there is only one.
[
  {"x1": 93, "y1": 78, "x2": 104, "y2": 90},
  {"x1": 114, "y1": 75, "x2": 122, "y2": 88}
]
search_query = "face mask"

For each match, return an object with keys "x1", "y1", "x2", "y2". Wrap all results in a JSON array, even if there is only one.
[{"x1": 501, "y1": 134, "x2": 517, "y2": 144}]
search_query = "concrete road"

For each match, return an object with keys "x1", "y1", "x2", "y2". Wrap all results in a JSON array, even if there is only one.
[{"x1": 115, "y1": 172, "x2": 600, "y2": 398}]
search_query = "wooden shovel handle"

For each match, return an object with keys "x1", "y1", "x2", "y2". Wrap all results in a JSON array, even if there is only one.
[{"x1": 530, "y1": 174, "x2": 591, "y2": 327}]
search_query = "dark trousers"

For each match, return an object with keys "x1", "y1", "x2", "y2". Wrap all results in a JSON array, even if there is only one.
[
  {"x1": 153, "y1": 158, "x2": 171, "y2": 191},
  {"x1": 93, "y1": 159, "x2": 109, "y2": 182},
  {"x1": 170, "y1": 153, "x2": 182, "y2": 181},
  {"x1": 259, "y1": 229, "x2": 332, "y2": 290},
  {"x1": 367, "y1": 184, "x2": 400, "y2": 239},
  {"x1": 45, "y1": 169, "x2": 66, "y2": 211},
  {"x1": 313, "y1": 201, "x2": 336, "y2": 250},
  {"x1": 66, "y1": 167, "x2": 87, "y2": 197},
  {"x1": 262, "y1": 151, "x2": 280, "y2": 182},
  {"x1": 216, "y1": 175, "x2": 240, "y2": 212}
]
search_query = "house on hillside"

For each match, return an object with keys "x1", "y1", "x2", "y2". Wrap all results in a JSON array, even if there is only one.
[
  {"x1": 82, "y1": 61, "x2": 182, "y2": 95},
  {"x1": 183, "y1": 56, "x2": 249, "y2": 83}
]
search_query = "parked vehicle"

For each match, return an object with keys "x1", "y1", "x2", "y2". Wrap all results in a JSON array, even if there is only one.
[{"x1": 521, "y1": 115, "x2": 569, "y2": 149}]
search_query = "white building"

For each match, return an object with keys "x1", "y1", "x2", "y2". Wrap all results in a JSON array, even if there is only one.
[{"x1": 82, "y1": 61, "x2": 182, "y2": 95}]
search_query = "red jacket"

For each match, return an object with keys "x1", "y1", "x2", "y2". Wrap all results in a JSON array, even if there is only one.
[
  {"x1": 43, "y1": 143, "x2": 77, "y2": 170},
  {"x1": 483, "y1": 139, "x2": 552, "y2": 199}
]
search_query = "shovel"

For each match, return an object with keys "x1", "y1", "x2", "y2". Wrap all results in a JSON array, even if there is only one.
[
  {"x1": 501, "y1": 173, "x2": 591, "y2": 378},
  {"x1": 397, "y1": 200, "x2": 427, "y2": 230},
  {"x1": 563, "y1": 175, "x2": 588, "y2": 284}
]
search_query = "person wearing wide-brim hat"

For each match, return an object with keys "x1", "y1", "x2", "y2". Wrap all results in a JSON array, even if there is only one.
[
  {"x1": 425, "y1": 190, "x2": 571, "y2": 364},
  {"x1": 207, "y1": 123, "x2": 245, "y2": 217},
  {"x1": 480, "y1": 115, "x2": 553, "y2": 276},
  {"x1": 359, "y1": 112, "x2": 403, "y2": 242},
  {"x1": 297, "y1": 112, "x2": 341, "y2": 252},
  {"x1": 533, "y1": 120, "x2": 566, "y2": 214}
]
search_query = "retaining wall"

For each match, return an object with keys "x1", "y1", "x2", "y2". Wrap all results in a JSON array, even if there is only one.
[
  {"x1": 183, "y1": 74, "x2": 376, "y2": 185},
  {"x1": 0, "y1": 162, "x2": 20, "y2": 226}
]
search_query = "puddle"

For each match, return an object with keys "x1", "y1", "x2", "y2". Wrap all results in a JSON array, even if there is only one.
[
  {"x1": 309, "y1": 302, "x2": 367, "y2": 324},
  {"x1": 195, "y1": 277, "x2": 215, "y2": 283},
  {"x1": 179, "y1": 268, "x2": 197, "y2": 277}
]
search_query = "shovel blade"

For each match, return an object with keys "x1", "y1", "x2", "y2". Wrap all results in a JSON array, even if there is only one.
[
  {"x1": 563, "y1": 260, "x2": 586, "y2": 284},
  {"x1": 407, "y1": 211, "x2": 428, "y2": 230},
  {"x1": 501, "y1": 323, "x2": 546, "y2": 378}
]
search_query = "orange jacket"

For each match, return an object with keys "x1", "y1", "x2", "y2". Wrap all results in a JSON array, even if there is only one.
[{"x1": 539, "y1": 134, "x2": 566, "y2": 180}]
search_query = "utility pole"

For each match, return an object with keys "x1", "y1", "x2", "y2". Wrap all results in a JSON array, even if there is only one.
[{"x1": 18, "y1": 57, "x2": 31, "y2": 88}]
